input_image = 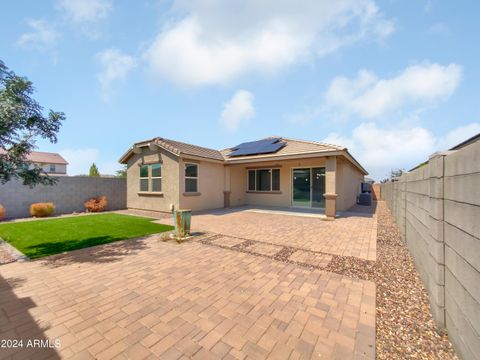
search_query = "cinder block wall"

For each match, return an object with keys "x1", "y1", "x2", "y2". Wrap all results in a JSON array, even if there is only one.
[
  {"x1": 381, "y1": 140, "x2": 480, "y2": 360},
  {"x1": 0, "y1": 177, "x2": 126, "y2": 219}
]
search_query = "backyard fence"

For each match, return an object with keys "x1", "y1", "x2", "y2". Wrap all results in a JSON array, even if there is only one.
[
  {"x1": 0, "y1": 176, "x2": 126, "y2": 219},
  {"x1": 381, "y1": 139, "x2": 480, "y2": 360}
]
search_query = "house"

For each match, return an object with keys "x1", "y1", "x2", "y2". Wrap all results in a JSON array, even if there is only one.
[
  {"x1": 25, "y1": 151, "x2": 68, "y2": 176},
  {"x1": 119, "y1": 136, "x2": 368, "y2": 218}
]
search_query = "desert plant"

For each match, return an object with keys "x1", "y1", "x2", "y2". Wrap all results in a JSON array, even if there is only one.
[
  {"x1": 84, "y1": 196, "x2": 107, "y2": 212},
  {"x1": 30, "y1": 202, "x2": 55, "y2": 217},
  {"x1": 0, "y1": 204, "x2": 5, "y2": 220}
]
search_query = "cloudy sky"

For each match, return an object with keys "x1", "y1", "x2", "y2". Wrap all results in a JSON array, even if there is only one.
[{"x1": 1, "y1": 0, "x2": 479, "y2": 179}]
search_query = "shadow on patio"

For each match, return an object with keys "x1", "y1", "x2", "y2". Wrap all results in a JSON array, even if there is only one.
[
  {"x1": 0, "y1": 274, "x2": 60, "y2": 359},
  {"x1": 37, "y1": 235, "x2": 152, "y2": 268}
]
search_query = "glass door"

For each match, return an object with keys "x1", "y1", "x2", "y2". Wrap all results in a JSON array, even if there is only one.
[
  {"x1": 311, "y1": 167, "x2": 325, "y2": 208},
  {"x1": 292, "y1": 168, "x2": 311, "y2": 207}
]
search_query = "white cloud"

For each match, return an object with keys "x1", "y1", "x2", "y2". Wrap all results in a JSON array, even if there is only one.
[
  {"x1": 323, "y1": 122, "x2": 480, "y2": 180},
  {"x1": 437, "y1": 123, "x2": 480, "y2": 150},
  {"x1": 144, "y1": 0, "x2": 394, "y2": 86},
  {"x1": 324, "y1": 62, "x2": 462, "y2": 118},
  {"x1": 17, "y1": 19, "x2": 59, "y2": 51},
  {"x1": 57, "y1": 0, "x2": 112, "y2": 23},
  {"x1": 60, "y1": 148, "x2": 122, "y2": 175},
  {"x1": 96, "y1": 49, "x2": 136, "y2": 102},
  {"x1": 220, "y1": 90, "x2": 255, "y2": 132}
]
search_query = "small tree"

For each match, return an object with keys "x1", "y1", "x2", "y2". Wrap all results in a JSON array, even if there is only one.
[
  {"x1": 89, "y1": 163, "x2": 100, "y2": 177},
  {"x1": 115, "y1": 165, "x2": 127, "y2": 178},
  {"x1": 381, "y1": 168, "x2": 405, "y2": 183},
  {"x1": 0, "y1": 60, "x2": 65, "y2": 187}
]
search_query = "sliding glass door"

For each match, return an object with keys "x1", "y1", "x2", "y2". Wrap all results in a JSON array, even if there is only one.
[{"x1": 292, "y1": 167, "x2": 325, "y2": 208}]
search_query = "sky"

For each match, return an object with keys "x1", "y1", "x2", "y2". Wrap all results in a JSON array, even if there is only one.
[{"x1": 1, "y1": 0, "x2": 479, "y2": 180}]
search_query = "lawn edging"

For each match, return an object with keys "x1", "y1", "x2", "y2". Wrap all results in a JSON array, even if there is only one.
[{"x1": 0, "y1": 238, "x2": 29, "y2": 264}]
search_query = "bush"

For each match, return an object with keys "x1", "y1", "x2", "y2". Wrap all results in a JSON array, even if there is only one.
[
  {"x1": 0, "y1": 204, "x2": 4, "y2": 221},
  {"x1": 30, "y1": 203, "x2": 55, "y2": 217},
  {"x1": 84, "y1": 196, "x2": 107, "y2": 213}
]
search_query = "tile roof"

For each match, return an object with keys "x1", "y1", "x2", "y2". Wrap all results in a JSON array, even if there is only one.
[
  {"x1": 121, "y1": 136, "x2": 366, "y2": 173},
  {"x1": 153, "y1": 137, "x2": 224, "y2": 161},
  {"x1": 26, "y1": 151, "x2": 68, "y2": 165},
  {"x1": 220, "y1": 137, "x2": 345, "y2": 160},
  {"x1": 0, "y1": 150, "x2": 68, "y2": 165}
]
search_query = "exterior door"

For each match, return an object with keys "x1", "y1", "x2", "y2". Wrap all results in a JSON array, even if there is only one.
[
  {"x1": 292, "y1": 167, "x2": 326, "y2": 208},
  {"x1": 311, "y1": 167, "x2": 325, "y2": 208},
  {"x1": 292, "y1": 168, "x2": 311, "y2": 207}
]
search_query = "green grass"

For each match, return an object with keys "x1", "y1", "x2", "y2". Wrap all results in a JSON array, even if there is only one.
[{"x1": 0, "y1": 213, "x2": 174, "y2": 259}]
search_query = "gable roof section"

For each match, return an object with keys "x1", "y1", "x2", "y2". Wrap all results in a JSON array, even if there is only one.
[
  {"x1": 119, "y1": 137, "x2": 224, "y2": 163},
  {"x1": 119, "y1": 136, "x2": 367, "y2": 174}
]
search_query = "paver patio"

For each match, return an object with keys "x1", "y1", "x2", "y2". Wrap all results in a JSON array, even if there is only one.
[
  {"x1": 163, "y1": 208, "x2": 377, "y2": 261},
  {"x1": 0, "y1": 232, "x2": 375, "y2": 359}
]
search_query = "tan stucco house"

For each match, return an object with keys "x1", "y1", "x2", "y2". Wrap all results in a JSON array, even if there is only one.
[{"x1": 119, "y1": 136, "x2": 367, "y2": 218}]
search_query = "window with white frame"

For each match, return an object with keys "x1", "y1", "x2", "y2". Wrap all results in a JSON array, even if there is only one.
[
  {"x1": 139, "y1": 163, "x2": 162, "y2": 192},
  {"x1": 49, "y1": 164, "x2": 56, "y2": 172},
  {"x1": 247, "y1": 168, "x2": 280, "y2": 192},
  {"x1": 151, "y1": 164, "x2": 162, "y2": 192},
  {"x1": 185, "y1": 163, "x2": 198, "y2": 193}
]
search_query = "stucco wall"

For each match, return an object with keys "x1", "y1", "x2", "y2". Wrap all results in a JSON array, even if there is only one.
[
  {"x1": 0, "y1": 177, "x2": 126, "y2": 219},
  {"x1": 336, "y1": 160, "x2": 363, "y2": 211},
  {"x1": 381, "y1": 140, "x2": 480, "y2": 360},
  {"x1": 226, "y1": 156, "x2": 362, "y2": 211},
  {"x1": 179, "y1": 158, "x2": 224, "y2": 211},
  {"x1": 126, "y1": 147, "x2": 179, "y2": 213}
]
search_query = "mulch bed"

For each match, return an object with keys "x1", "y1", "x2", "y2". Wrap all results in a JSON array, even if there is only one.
[{"x1": 325, "y1": 201, "x2": 457, "y2": 359}]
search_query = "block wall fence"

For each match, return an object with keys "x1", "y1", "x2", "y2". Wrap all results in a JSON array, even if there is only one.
[
  {"x1": 381, "y1": 140, "x2": 480, "y2": 360},
  {"x1": 0, "y1": 177, "x2": 126, "y2": 219}
]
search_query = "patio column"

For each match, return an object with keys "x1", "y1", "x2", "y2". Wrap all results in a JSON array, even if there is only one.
[
  {"x1": 324, "y1": 156, "x2": 337, "y2": 219},
  {"x1": 223, "y1": 166, "x2": 231, "y2": 208}
]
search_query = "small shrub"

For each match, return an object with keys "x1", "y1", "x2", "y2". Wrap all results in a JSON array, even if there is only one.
[
  {"x1": 84, "y1": 196, "x2": 107, "y2": 213},
  {"x1": 30, "y1": 203, "x2": 55, "y2": 217},
  {"x1": 0, "y1": 204, "x2": 5, "y2": 221}
]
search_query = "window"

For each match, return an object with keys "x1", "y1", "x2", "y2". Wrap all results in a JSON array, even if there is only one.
[
  {"x1": 139, "y1": 163, "x2": 162, "y2": 192},
  {"x1": 49, "y1": 164, "x2": 56, "y2": 173},
  {"x1": 139, "y1": 165, "x2": 149, "y2": 192},
  {"x1": 247, "y1": 168, "x2": 280, "y2": 192},
  {"x1": 185, "y1": 163, "x2": 198, "y2": 193}
]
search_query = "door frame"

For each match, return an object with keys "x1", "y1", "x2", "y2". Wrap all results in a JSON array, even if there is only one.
[{"x1": 291, "y1": 167, "x2": 326, "y2": 208}]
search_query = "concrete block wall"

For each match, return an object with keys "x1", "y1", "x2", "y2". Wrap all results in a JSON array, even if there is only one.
[
  {"x1": 0, "y1": 177, "x2": 126, "y2": 219},
  {"x1": 380, "y1": 141, "x2": 480, "y2": 360}
]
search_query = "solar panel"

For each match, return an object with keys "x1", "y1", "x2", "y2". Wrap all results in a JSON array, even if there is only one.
[{"x1": 229, "y1": 138, "x2": 285, "y2": 157}]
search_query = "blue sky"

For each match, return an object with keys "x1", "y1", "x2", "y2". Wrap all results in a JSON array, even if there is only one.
[{"x1": 1, "y1": 0, "x2": 479, "y2": 180}]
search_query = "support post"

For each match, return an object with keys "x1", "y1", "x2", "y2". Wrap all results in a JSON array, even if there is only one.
[{"x1": 324, "y1": 156, "x2": 337, "y2": 219}]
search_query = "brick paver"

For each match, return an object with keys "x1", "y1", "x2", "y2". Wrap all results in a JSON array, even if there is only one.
[
  {"x1": 163, "y1": 209, "x2": 377, "y2": 260},
  {"x1": 0, "y1": 235, "x2": 375, "y2": 359}
]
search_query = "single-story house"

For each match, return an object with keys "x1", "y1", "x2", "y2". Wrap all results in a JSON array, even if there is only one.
[{"x1": 119, "y1": 136, "x2": 368, "y2": 218}]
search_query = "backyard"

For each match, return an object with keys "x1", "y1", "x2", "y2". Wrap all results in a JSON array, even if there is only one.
[{"x1": 0, "y1": 213, "x2": 174, "y2": 259}]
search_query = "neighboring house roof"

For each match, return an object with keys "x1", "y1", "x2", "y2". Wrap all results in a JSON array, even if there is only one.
[
  {"x1": 0, "y1": 149, "x2": 68, "y2": 165},
  {"x1": 119, "y1": 136, "x2": 367, "y2": 174},
  {"x1": 26, "y1": 151, "x2": 68, "y2": 165}
]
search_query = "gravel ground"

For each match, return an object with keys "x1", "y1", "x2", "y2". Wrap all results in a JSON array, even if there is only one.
[{"x1": 325, "y1": 201, "x2": 457, "y2": 359}]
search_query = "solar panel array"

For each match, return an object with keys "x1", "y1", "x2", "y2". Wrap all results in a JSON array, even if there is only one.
[{"x1": 228, "y1": 138, "x2": 285, "y2": 157}]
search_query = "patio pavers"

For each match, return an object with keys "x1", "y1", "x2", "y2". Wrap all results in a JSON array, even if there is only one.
[
  {"x1": 163, "y1": 209, "x2": 377, "y2": 261},
  {"x1": 0, "y1": 235, "x2": 376, "y2": 359}
]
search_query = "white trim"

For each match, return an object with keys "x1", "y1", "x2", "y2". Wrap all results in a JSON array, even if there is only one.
[{"x1": 184, "y1": 163, "x2": 199, "y2": 193}]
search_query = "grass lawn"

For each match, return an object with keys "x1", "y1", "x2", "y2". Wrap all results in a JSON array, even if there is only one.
[{"x1": 0, "y1": 213, "x2": 174, "y2": 259}]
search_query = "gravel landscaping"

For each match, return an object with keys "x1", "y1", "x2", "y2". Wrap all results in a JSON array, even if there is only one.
[{"x1": 325, "y1": 201, "x2": 457, "y2": 359}]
